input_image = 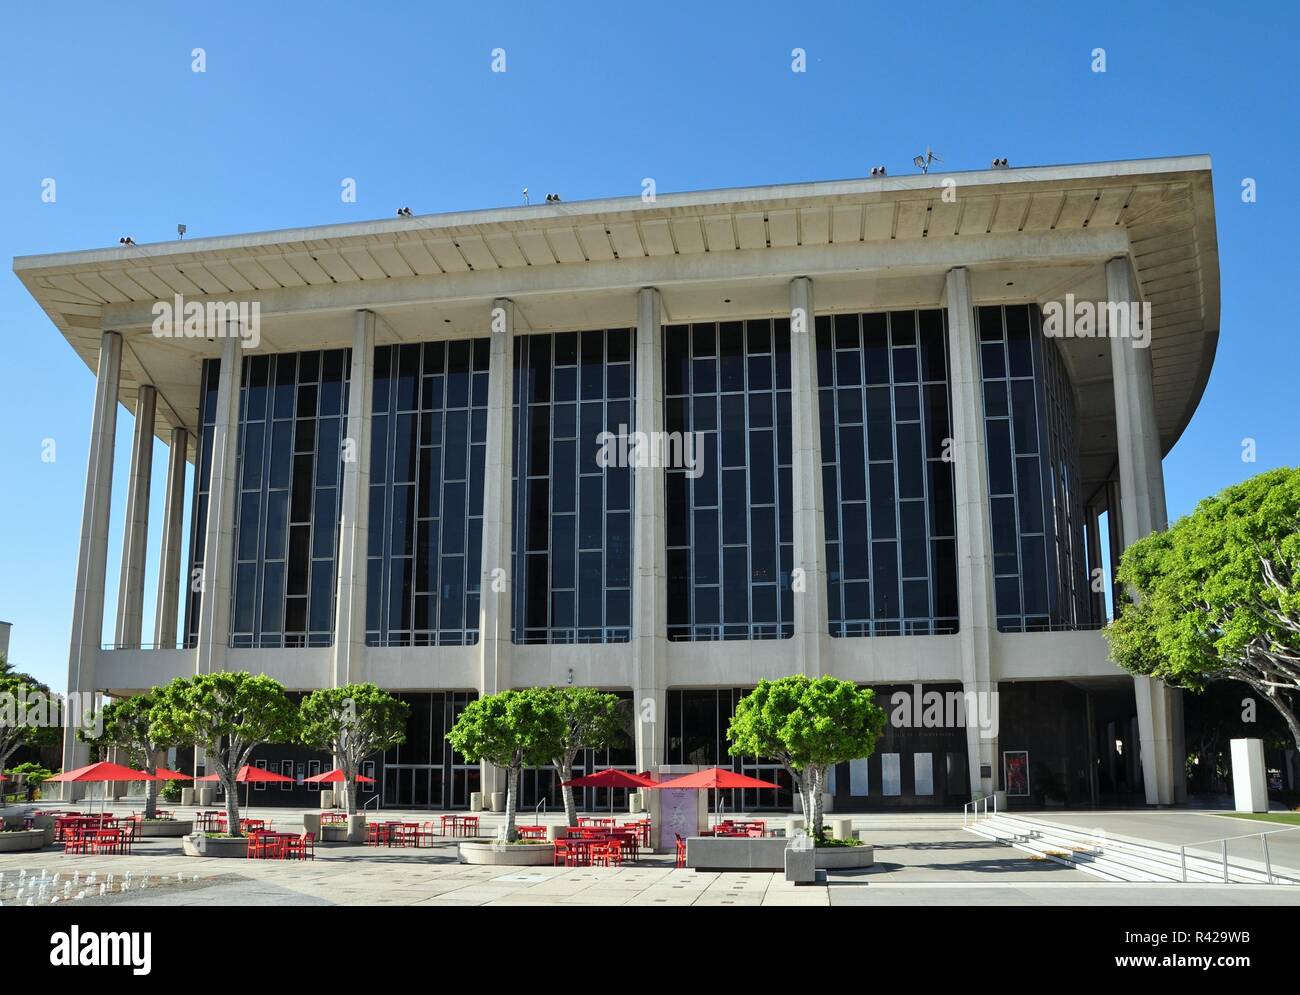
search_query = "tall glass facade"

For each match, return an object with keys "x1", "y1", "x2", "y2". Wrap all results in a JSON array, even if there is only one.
[
  {"x1": 817, "y1": 310, "x2": 959, "y2": 637},
  {"x1": 511, "y1": 329, "x2": 634, "y2": 644},
  {"x1": 183, "y1": 359, "x2": 220, "y2": 647},
  {"x1": 366, "y1": 340, "x2": 490, "y2": 647},
  {"x1": 663, "y1": 688, "x2": 795, "y2": 810},
  {"x1": 380, "y1": 691, "x2": 480, "y2": 809},
  {"x1": 977, "y1": 304, "x2": 1088, "y2": 631},
  {"x1": 231, "y1": 350, "x2": 350, "y2": 648},
  {"x1": 664, "y1": 319, "x2": 794, "y2": 641}
]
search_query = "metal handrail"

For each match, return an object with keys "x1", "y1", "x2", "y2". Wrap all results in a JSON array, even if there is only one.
[
  {"x1": 364, "y1": 794, "x2": 381, "y2": 813},
  {"x1": 534, "y1": 799, "x2": 546, "y2": 824},
  {"x1": 1178, "y1": 824, "x2": 1300, "y2": 850},
  {"x1": 1177, "y1": 824, "x2": 1300, "y2": 885},
  {"x1": 978, "y1": 807, "x2": 1298, "y2": 885},
  {"x1": 962, "y1": 792, "x2": 998, "y2": 826}
]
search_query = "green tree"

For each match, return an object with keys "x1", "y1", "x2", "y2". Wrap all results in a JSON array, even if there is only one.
[
  {"x1": 728, "y1": 676, "x2": 887, "y2": 838},
  {"x1": 1106, "y1": 468, "x2": 1300, "y2": 753},
  {"x1": 545, "y1": 687, "x2": 623, "y2": 826},
  {"x1": 446, "y1": 689, "x2": 566, "y2": 841},
  {"x1": 299, "y1": 684, "x2": 409, "y2": 815},
  {"x1": 6, "y1": 762, "x2": 54, "y2": 801},
  {"x1": 79, "y1": 693, "x2": 178, "y2": 819},
  {"x1": 726, "y1": 675, "x2": 816, "y2": 817},
  {"x1": 149, "y1": 673, "x2": 299, "y2": 835},
  {"x1": 0, "y1": 671, "x2": 57, "y2": 776}
]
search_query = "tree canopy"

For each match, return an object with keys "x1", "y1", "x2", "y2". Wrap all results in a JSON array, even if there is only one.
[
  {"x1": 729, "y1": 675, "x2": 886, "y2": 838},
  {"x1": 0, "y1": 670, "x2": 57, "y2": 773},
  {"x1": 447, "y1": 688, "x2": 566, "y2": 840},
  {"x1": 1106, "y1": 467, "x2": 1300, "y2": 751},
  {"x1": 544, "y1": 686, "x2": 623, "y2": 826},
  {"x1": 80, "y1": 692, "x2": 177, "y2": 818},
  {"x1": 149, "y1": 673, "x2": 298, "y2": 833},
  {"x1": 299, "y1": 684, "x2": 409, "y2": 814}
]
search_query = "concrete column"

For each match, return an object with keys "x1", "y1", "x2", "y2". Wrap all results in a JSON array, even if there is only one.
[
  {"x1": 154, "y1": 426, "x2": 189, "y2": 648},
  {"x1": 193, "y1": 334, "x2": 242, "y2": 676},
  {"x1": 1107, "y1": 256, "x2": 1178, "y2": 806},
  {"x1": 114, "y1": 384, "x2": 156, "y2": 649},
  {"x1": 787, "y1": 277, "x2": 827, "y2": 676},
  {"x1": 632, "y1": 288, "x2": 667, "y2": 773},
  {"x1": 332, "y1": 310, "x2": 375, "y2": 688},
  {"x1": 62, "y1": 330, "x2": 122, "y2": 796},
  {"x1": 478, "y1": 299, "x2": 515, "y2": 794},
  {"x1": 944, "y1": 268, "x2": 999, "y2": 799}
]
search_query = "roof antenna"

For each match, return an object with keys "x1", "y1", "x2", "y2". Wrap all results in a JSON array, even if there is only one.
[{"x1": 912, "y1": 146, "x2": 943, "y2": 174}]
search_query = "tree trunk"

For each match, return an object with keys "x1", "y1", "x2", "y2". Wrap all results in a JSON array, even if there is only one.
[
  {"x1": 143, "y1": 771, "x2": 158, "y2": 820},
  {"x1": 505, "y1": 766, "x2": 519, "y2": 842},
  {"x1": 223, "y1": 776, "x2": 241, "y2": 835},
  {"x1": 559, "y1": 759, "x2": 577, "y2": 826},
  {"x1": 341, "y1": 755, "x2": 355, "y2": 816},
  {"x1": 1268, "y1": 689, "x2": 1300, "y2": 755},
  {"x1": 810, "y1": 766, "x2": 825, "y2": 839}
]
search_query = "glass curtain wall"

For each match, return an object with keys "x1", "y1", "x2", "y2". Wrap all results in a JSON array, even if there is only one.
[
  {"x1": 511, "y1": 329, "x2": 634, "y2": 644},
  {"x1": 230, "y1": 350, "x2": 350, "y2": 648},
  {"x1": 817, "y1": 310, "x2": 958, "y2": 637},
  {"x1": 977, "y1": 304, "x2": 1088, "y2": 631},
  {"x1": 664, "y1": 319, "x2": 794, "y2": 641},
  {"x1": 366, "y1": 340, "x2": 490, "y2": 647}
]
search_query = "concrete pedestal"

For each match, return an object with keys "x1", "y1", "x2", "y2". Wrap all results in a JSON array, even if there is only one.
[
  {"x1": 785, "y1": 847, "x2": 817, "y2": 884},
  {"x1": 489, "y1": 791, "x2": 506, "y2": 813},
  {"x1": 347, "y1": 815, "x2": 367, "y2": 844},
  {"x1": 1231, "y1": 738, "x2": 1269, "y2": 813}
]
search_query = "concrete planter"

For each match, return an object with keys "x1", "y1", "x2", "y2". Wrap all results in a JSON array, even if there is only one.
[
  {"x1": 686, "y1": 836, "x2": 875, "y2": 871},
  {"x1": 0, "y1": 829, "x2": 48, "y2": 853},
  {"x1": 181, "y1": 833, "x2": 249, "y2": 858},
  {"x1": 458, "y1": 841, "x2": 554, "y2": 866},
  {"x1": 815, "y1": 845, "x2": 874, "y2": 870},
  {"x1": 138, "y1": 819, "x2": 194, "y2": 838}
]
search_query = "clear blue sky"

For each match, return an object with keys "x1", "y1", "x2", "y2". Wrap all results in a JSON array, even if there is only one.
[{"x1": 1, "y1": 1, "x2": 1296, "y2": 691}]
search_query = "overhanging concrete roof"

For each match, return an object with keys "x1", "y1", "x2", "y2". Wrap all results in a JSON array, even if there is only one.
[{"x1": 13, "y1": 154, "x2": 1218, "y2": 494}]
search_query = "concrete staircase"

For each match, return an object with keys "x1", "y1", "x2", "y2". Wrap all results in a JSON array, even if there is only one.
[{"x1": 965, "y1": 812, "x2": 1300, "y2": 885}]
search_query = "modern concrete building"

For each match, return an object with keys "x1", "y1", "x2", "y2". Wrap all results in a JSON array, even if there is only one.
[{"x1": 15, "y1": 155, "x2": 1219, "y2": 811}]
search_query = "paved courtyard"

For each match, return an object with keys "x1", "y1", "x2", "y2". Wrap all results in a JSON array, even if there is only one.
[{"x1": 3, "y1": 805, "x2": 1298, "y2": 906}]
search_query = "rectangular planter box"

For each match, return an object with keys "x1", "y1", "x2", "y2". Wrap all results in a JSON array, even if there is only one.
[{"x1": 685, "y1": 836, "x2": 874, "y2": 871}]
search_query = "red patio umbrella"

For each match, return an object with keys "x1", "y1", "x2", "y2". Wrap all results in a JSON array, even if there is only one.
[
  {"x1": 558, "y1": 769, "x2": 656, "y2": 815},
  {"x1": 195, "y1": 765, "x2": 295, "y2": 825},
  {"x1": 150, "y1": 767, "x2": 193, "y2": 781},
  {"x1": 46, "y1": 761, "x2": 154, "y2": 814},
  {"x1": 648, "y1": 767, "x2": 780, "y2": 824},
  {"x1": 558, "y1": 769, "x2": 655, "y2": 789},
  {"x1": 650, "y1": 768, "x2": 781, "y2": 791},
  {"x1": 302, "y1": 768, "x2": 375, "y2": 784},
  {"x1": 303, "y1": 768, "x2": 374, "y2": 807}
]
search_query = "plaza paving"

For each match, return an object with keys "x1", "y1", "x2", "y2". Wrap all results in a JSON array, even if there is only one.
[{"x1": 2, "y1": 805, "x2": 1297, "y2": 906}]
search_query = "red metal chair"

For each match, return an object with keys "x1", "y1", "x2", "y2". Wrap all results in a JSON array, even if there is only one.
[
  {"x1": 281, "y1": 832, "x2": 315, "y2": 860},
  {"x1": 593, "y1": 838, "x2": 624, "y2": 867},
  {"x1": 63, "y1": 827, "x2": 92, "y2": 856},
  {"x1": 247, "y1": 831, "x2": 279, "y2": 859}
]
